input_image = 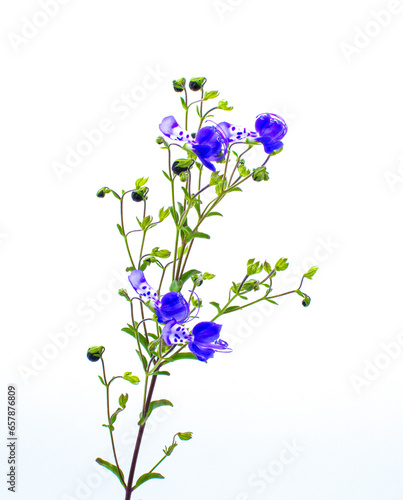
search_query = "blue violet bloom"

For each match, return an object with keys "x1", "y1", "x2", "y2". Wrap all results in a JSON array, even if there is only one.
[
  {"x1": 254, "y1": 113, "x2": 288, "y2": 154},
  {"x1": 129, "y1": 270, "x2": 231, "y2": 362},
  {"x1": 159, "y1": 116, "x2": 228, "y2": 172}
]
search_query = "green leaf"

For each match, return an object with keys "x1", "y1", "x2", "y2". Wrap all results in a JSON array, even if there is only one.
[
  {"x1": 304, "y1": 266, "x2": 319, "y2": 280},
  {"x1": 123, "y1": 371, "x2": 140, "y2": 385},
  {"x1": 151, "y1": 247, "x2": 171, "y2": 259},
  {"x1": 204, "y1": 90, "x2": 220, "y2": 100},
  {"x1": 192, "y1": 231, "x2": 210, "y2": 240},
  {"x1": 263, "y1": 261, "x2": 272, "y2": 274},
  {"x1": 162, "y1": 170, "x2": 171, "y2": 181},
  {"x1": 178, "y1": 432, "x2": 193, "y2": 441},
  {"x1": 222, "y1": 305, "x2": 241, "y2": 314},
  {"x1": 164, "y1": 352, "x2": 198, "y2": 364},
  {"x1": 210, "y1": 301, "x2": 221, "y2": 313},
  {"x1": 180, "y1": 96, "x2": 188, "y2": 110},
  {"x1": 117, "y1": 223, "x2": 124, "y2": 236},
  {"x1": 169, "y1": 280, "x2": 183, "y2": 292},
  {"x1": 96, "y1": 458, "x2": 125, "y2": 488},
  {"x1": 247, "y1": 261, "x2": 263, "y2": 275},
  {"x1": 139, "y1": 399, "x2": 173, "y2": 425},
  {"x1": 205, "y1": 211, "x2": 223, "y2": 218},
  {"x1": 181, "y1": 269, "x2": 201, "y2": 284},
  {"x1": 217, "y1": 99, "x2": 233, "y2": 111},
  {"x1": 132, "y1": 472, "x2": 164, "y2": 491},
  {"x1": 119, "y1": 393, "x2": 128, "y2": 409},
  {"x1": 98, "y1": 375, "x2": 106, "y2": 386},
  {"x1": 135, "y1": 177, "x2": 149, "y2": 189},
  {"x1": 159, "y1": 207, "x2": 170, "y2": 222},
  {"x1": 238, "y1": 165, "x2": 250, "y2": 177},
  {"x1": 275, "y1": 258, "x2": 289, "y2": 272},
  {"x1": 140, "y1": 215, "x2": 153, "y2": 231},
  {"x1": 110, "y1": 408, "x2": 123, "y2": 425},
  {"x1": 153, "y1": 370, "x2": 170, "y2": 376},
  {"x1": 202, "y1": 272, "x2": 215, "y2": 280}
]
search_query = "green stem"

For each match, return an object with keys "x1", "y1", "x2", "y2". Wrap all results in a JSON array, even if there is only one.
[{"x1": 101, "y1": 359, "x2": 126, "y2": 488}]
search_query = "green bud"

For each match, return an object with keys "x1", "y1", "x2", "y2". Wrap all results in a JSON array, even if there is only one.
[
  {"x1": 247, "y1": 260, "x2": 263, "y2": 275},
  {"x1": 275, "y1": 258, "x2": 289, "y2": 272},
  {"x1": 96, "y1": 188, "x2": 105, "y2": 198},
  {"x1": 252, "y1": 166, "x2": 269, "y2": 182},
  {"x1": 189, "y1": 77, "x2": 207, "y2": 91},
  {"x1": 178, "y1": 432, "x2": 193, "y2": 441},
  {"x1": 217, "y1": 99, "x2": 233, "y2": 111},
  {"x1": 87, "y1": 346, "x2": 105, "y2": 362},
  {"x1": 118, "y1": 288, "x2": 131, "y2": 301},
  {"x1": 131, "y1": 187, "x2": 148, "y2": 202},
  {"x1": 263, "y1": 261, "x2": 272, "y2": 274},
  {"x1": 173, "y1": 78, "x2": 186, "y2": 92},
  {"x1": 156, "y1": 136, "x2": 164, "y2": 144},
  {"x1": 302, "y1": 295, "x2": 311, "y2": 307},
  {"x1": 191, "y1": 273, "x2": 204, "y2": 287}
]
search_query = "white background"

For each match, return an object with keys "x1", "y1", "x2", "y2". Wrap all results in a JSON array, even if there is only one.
[{"x1": 1, "y1": 0, "x2": 403, "y2": 499}]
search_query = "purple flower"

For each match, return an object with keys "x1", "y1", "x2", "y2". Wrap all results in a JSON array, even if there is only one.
[
  {"x1": 254, "y1": 113, "x2": 287, "y2": 154},
  {"x1": 162, "y1": 320, "x2": 232, "y2": 362},
  {"x1": 191, "y1": 125, "x2": 228, "y2": 172},
  {"x1": 158, "y1": 116, "x2": 229, "y2": 172},
  {"x1": 217, "y1": 122, "x2": 257, "y2": 143},
  {"x1": 129, "y1": 270, "x2": 160, "y2": 304},
  {"x1": 156, "y1": 292, "x2": 190, "y2": 324}
]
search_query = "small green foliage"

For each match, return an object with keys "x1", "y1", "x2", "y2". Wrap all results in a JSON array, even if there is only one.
[
  {"x1": 178, "y1": 432, "x2": 193, "y2": 441},
  {"x1": 123, "y1": 372, "x2": 140, "y2": 385},
  {"x1": 139, "y1": 215, "x2": 153, "y2": 231},
  {"x1": 169, "y1": 280, "x2": 183, "y2": 292},
  {"x1": 304, "y1": 266, "x2": 319, "y2": 280},
  {"x1": 132, "y1": 472, "x2": 164, "y2": 491},
  {"x1": 204, "y1": 90, "x2": 220, "y2": 100},
  {"x1": 159, "y1": 207, "x2": 170, "y2": 221},
  {"x1": 138, "y1": 399, "x2": 174, "y2": 425},
  {"x1": 238, "y1": 163, "x2": 250, "y2": 177},
  {"x1": 96, "y1": 458, "x2": 125, "y2": 488},
  {"x1": 217, "y1": 100, "x2": 233, "y2": 111},
  {"x1": 275, "y1": 258, "x2": 289, "y2": 271},
  {"x1": 203, "y1": 272, "x2": 215, "y2": 280},
  {"x1": 135, "y1": 177, "x2": 148, "y2": 189},
  {"x1": 119, "y1": 393, "x2": 128, "y2": 409},
  {"x1": 118, "y1": 288, "x2": 131, "y2": 301},
  {"x1": 247, "y1": 259, "x2": 263, "y2": 275},
  {"x1": 263, "y1": 261, "x2": 272, "y2": 274},
  {"x1": 151, "y1": 247, "x2": 171, "y2": 259},
  {"x1": 252, "y1": 166, "x2": 269, "y2": 182},
  {"x1": 117, "y1": 223, "x2": 124, "y2": 236}
]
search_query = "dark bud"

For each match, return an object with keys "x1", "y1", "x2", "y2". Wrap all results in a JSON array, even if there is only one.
[
  {"x1": 191, "y1": 132, "x2": 196, "y2": 139},
  {"x1": 172, "y1": 159, "x2": 194, "y2": 175},
  {"x1": 87, "y1": 346, "x2": 105, "y2": 362},
  {"x1": 192, "y1": 274, "x2": 203, "y2": 287},
  {"x1": 173, "y1": 78, "x2": 186, "y2": 92},
  {"x1": 189, "y1": 77, "x2": 207, "y2": 91},
  {"x1": 252, "y1": 166, "x2": 269, "y2": 182},
  {"x1": 96, "y1": 189, "x2": 105, "y2": 198},
  {"x1": 302, "y1": 295, "x2": 311, "y2": 307},
  {"x1": 131, "y1": 187, "x2": 148, "y2": 202},
  {"x1": 156, "y1": 136, "x2": 164, "y2": 144}
]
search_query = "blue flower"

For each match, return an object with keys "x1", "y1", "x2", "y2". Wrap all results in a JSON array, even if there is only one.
[
  {"x1": 217, "y1": 122, "x2": 257, "y2": 143},
  {"x1": 162, "y1": 320, "x2": 232, "y2": 362},
  {"x1": 155, "y1": 292, "x2": 190, "y2": 324},
  {"x1": 191, "y1": 125, "x2": 228, "y2": 172},
  {"x1": 159, "y1": 116, "x2": 229, "y2": 172},
  {"x1": 254, "y1": 113, "x2": 287, "y2": 154}
]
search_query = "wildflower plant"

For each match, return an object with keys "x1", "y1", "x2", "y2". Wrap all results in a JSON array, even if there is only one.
[{"x1": 88, "y1": 76, "x2": 318, "y2": 499}]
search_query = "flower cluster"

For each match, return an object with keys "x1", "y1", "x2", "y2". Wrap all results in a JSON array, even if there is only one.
[
  {"x1": 159, "y1": 112, "x2": 288, "y2": 172},
  {"x1": 129, "y1": 270, "x2": 231, "y2": 362}
]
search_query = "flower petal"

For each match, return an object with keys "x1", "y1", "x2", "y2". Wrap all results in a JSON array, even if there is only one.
[
  {"x1": 156, "y1": 292, "x2": 190, "y2": 324},
  {"x1": 159, "y1": 116, "x2": 192, "y2": 143},
  {"x1": 255, "y1": 113, "x2": 287, "y2": 141},
  {"x1": 188, "y1": 342, "x2": 216, "y2": 362},
  {"x1": 218, "y1": 122, "x2": 257, "y2": 143},
  {"x1": 128, "y1": 270, "x2": 159, "y2": 303},
  {"x1": 255, "y1": 137, "x2": 284, "y2": 155},
  {"x1": 162, "y1": 320, "x2": 192, "y2": 345},
  {"x1": 192, "y1": 321, "x2": 222, "y2": 343}
]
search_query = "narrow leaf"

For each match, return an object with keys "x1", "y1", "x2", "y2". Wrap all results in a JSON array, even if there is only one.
[
  {"x1": 132, "y1": 472, "x2": 164, "y2": 491},
  {"x1": 96, "y1": 458, "x2": 125, "y2": 488}
]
